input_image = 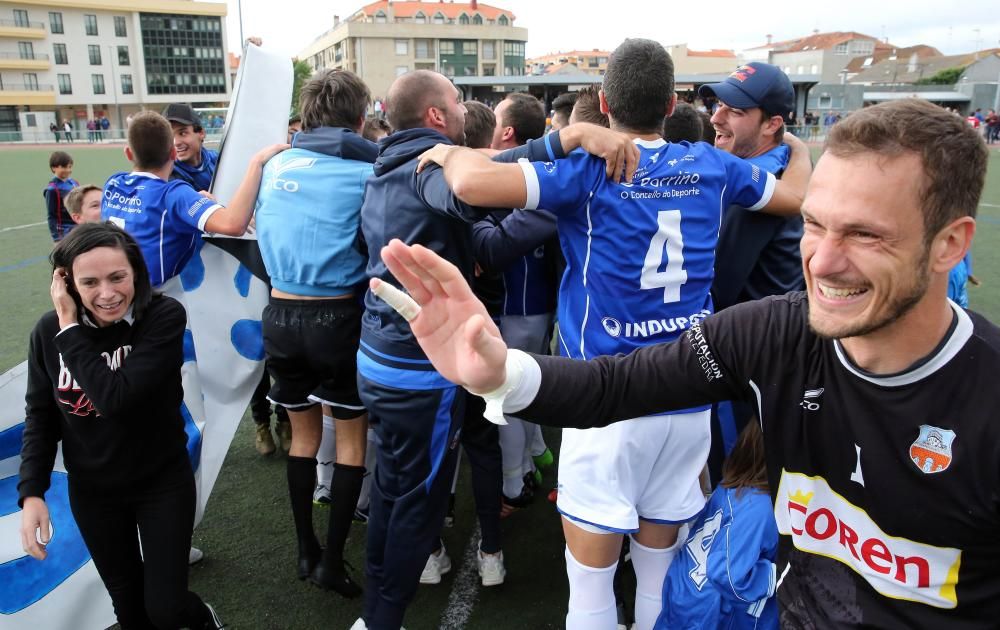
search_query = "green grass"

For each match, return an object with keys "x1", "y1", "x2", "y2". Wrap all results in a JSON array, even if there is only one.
[{"x1": 2, "y1": 143, "x2": 1000, "y2": 629}]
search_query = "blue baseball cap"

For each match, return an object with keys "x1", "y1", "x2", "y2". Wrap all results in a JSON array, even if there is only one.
[{"x1": 698, "y1": 63, "x2": 794, "y2": 116}]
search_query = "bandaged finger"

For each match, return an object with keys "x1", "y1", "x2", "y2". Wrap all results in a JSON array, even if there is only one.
[{"x1": 372, "y1": 281, "x2": 422, "y2": 322}]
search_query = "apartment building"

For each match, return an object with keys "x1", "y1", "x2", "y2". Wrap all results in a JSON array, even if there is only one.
[
  {"x1": 298, "y1": 0, "x2": 528, "y2": 100},
  {"x1": 525, "y1": 49, "x2": 609, "y2": 76},
  {"x1": 0, "y1": 0, "x2": 229, "y2": 138}
]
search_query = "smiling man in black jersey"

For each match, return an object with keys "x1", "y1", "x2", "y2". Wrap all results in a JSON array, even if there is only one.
[{"x1": 368, "y1": 98, "x2": 997, "y2": 628}]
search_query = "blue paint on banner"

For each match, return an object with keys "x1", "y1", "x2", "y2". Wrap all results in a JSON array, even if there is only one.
[
  {"x1": 179, "y1": 239, "x2": 206, "y2": 292},
  {"x1": 0, "y1": 422, "x2": 25, "y2": 461},
  {"x1": 0, "y1": 472, "x2": 91, "y2": 614},
  {"x1": 234, "y1": 264, "x2": 252, "y2": 298},
  {"x1": 181, "y1": 402, "x2": 201, "y2": 470},
  {"x1": 230, "y1": 319, "x2": 264, "y2": 361}
]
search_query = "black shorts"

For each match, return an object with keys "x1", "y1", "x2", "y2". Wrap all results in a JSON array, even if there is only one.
[{"x1": 262, "y1": 296, "x2": 365, "y2": 419}]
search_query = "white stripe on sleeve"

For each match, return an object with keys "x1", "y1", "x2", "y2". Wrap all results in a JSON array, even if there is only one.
[
  {"x1": 518, "y1": 159, "x2": 541, "y2": 210},
  {"x1": 747, "y1": 171, "x2": 776, "y2": 211}
]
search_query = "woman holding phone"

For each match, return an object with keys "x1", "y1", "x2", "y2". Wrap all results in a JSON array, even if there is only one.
[{"x1": 17, "y1": 222, "x2": 223, "y2": 629}]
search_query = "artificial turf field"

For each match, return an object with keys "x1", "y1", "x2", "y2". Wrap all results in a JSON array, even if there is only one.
[{"x1": 2, "y1": 142, "x2": 1000, "y2": 629}]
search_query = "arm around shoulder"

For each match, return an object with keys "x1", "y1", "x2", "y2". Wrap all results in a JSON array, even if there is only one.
[{"x1": 761, "y1": 133, "x2": 811, "y2": 217}]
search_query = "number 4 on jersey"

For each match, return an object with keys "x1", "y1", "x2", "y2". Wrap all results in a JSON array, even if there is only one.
[{"x1": 641, "y1": 210, "x2": 687, "y2": 303}]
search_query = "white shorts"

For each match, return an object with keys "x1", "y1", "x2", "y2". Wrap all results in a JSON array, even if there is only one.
[{"x1": 556, "y1": 409, "x2": 710, "y2": 533}]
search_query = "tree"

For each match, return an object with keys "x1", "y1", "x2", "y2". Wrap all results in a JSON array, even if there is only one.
[
  {"x1": 914, "y1": 67, "x2": 965, "y2": 86},
  {"x1": 290, "y1": 59, "x2": 313, "y2": 115}
]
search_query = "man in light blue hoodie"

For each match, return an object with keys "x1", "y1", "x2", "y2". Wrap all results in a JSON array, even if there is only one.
[{"x1": 254, "y1": 68, "x2": 376, "y2": 598}]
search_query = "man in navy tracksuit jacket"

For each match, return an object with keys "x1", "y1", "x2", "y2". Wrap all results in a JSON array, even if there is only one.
[{"x1": 356, "y1": 70, "x2": 608, "y2": 630}]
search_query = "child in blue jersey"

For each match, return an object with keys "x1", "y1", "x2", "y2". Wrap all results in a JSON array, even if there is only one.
[
  {"x1": 657, "y1": 421, "x2": 778, "y2": 630},
  {"x1": 44, "y1": 151, "x2": 78, "y2": 241},
  {"x1": 101, "y1": 111, "x2": 285, "y2": 289},
  {"x1": 163, "y1": 103, "x2": 219, "y2": 191}
]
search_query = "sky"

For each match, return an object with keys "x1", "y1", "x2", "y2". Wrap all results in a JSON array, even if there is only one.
[{"x1": 222, "y1": 0, "x2": 1000, "y2": 61}]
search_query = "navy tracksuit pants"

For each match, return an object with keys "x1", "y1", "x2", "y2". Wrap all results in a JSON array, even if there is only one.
[{"x1": 358, "y1": 373, "x2": 465, "y2": 630}]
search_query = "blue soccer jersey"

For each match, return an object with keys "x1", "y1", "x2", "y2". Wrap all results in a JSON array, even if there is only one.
[
  {"x1": 520, "y1": 139, "x2": 774, "y2": 361},
  {"x1": 101, "y1": 172, "x2": 221, "y2": 287}
]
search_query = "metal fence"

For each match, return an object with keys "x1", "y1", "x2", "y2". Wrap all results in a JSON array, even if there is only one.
[{"x1": 0, "y1": 127, "x2": 226, "y2": 144}]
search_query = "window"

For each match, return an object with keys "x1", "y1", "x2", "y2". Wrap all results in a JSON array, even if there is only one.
[
  {"x1": 23, "y1": 73, "x2": 39, "y2": 89},
  {"x1": 796, "y1": 65, "x2": 804, "y2": 74},
  {"x1": 92, "y1": 74, "x2": 105, "y2": 94},
  {"x1": 482, "y1": 65, "x2": 495, "y2": 76},
  {"x1": 395, "y1": 39, "x2": 408, "y2": 55},
  {"x1": 462, "y1": 41, "x2": 477, "y2": 55},
  {"x1": 818, "y1": 96, "x2": 832, "y2": 109},
  {"x1": 118, "y1": 46, "x2": 130, "y2": 65},
  {"x1": 121, "y1": 73, "x2": 133, "y2": 94},
  {"x1": 26, "y1": 113, "x2": 36, "y2": 126},
  {"x1": 810, "y1": 64, "x2": 818, "y2": 74},
  {"x1": 503, "y1": 41, "x2": 524, "y2": 56},
  {"x1": 53, "y1": 43, "x2": 67, "y2": 64},
  {"x1": 415, "y1": 62, "x2": 435, "y2": 71},
  {"x1": 49, "y1": 12, "x2": 63, "y2": 34},
  {"x1": 498, "y1": 15, "x2": 509, "y2": 25},
  {"x1": 459, "y1": 14, "x2": 469, "y2": 25},
  {"x1": 834, "y1": 42, "x2": 848, "y2": 55},
  {"x1": 58, "y1": 73, "x2": 72, "y2": 94},
  {"x1": 88, "y1": 45, "x2": 102, "y2": 65},
  {"x1": 440, "y1": 65, "x2": 454, "y2": 77},
  {"x1": 85, "y1": 14, "x2": 98, "y2": 35},
  {"x1": 396, "y1": 65, "x2": 408, "y2": 76},
  {"x1": 114, "y1": 16, "x2": 127, "y2": 36},
  {"x1": 440, "y1": 41, "x2": 455, "y2": 55},
  {"x1": 374, "y1": 11, "x2": 387, "y2": 23},
  {"x1": 18, "y1": 42, "x2": 34, "y2": 59},
  {"x1": 414, "y1": 12, "x2": 426, "y2": 24},
  {"x1": 433, "y1": 13, "x2": 445, "y2": 24},
  {"x1": 483, "y1": 41, "x2": 495, "y2": 59},
  {"x1": 473, "y1": 14, "x2": 483, "y2": 25},
  {"x1": 415, "y1": 39, "x2": 433, "y2": 58},
  {"x1": 13, "y1": 9, "x2": 29, "y2": 27}
]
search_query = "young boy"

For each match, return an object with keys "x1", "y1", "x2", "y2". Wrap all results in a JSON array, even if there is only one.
[
  {"x1": 44, "y1": 151, "x2": 78, "y2": 242},
  {"x1": 101, "y1": 110, "x2": 284, "y2": 288},
  {"x1": 65, "y1": 184, "x2": 103, "y2": 224}
]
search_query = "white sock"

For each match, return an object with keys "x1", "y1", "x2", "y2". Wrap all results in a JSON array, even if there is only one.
[
  {"x1": 529, "y1": 422, "x2": 547, "y2": 457},
  {"x1": 499, "y1": 418, "x2": 527, "y2": 496},
  {"x1": 565, "y1": 546, "x2": 618, "y2": 630},
  {"x1": 315, "y1": 414, "x2": 336, "y2": 488},
  {"x1": 629, "y1": 529, "x2": 686, "y2": 630},
  {"x1": 357, "y1": 427, "x2": 376, "y2": 510}
]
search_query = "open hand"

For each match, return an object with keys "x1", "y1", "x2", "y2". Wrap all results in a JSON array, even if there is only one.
[{"x1": 374, "y1": 239, "x2": 508, "y2": 393}]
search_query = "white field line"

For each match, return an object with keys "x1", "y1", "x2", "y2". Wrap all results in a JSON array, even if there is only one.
[
  {"x1": 439, "y1": 523, "x2": 483, "y2": 630},
  {"x1": 0, "y1": 221, "x2": 45, "y2": 234}
]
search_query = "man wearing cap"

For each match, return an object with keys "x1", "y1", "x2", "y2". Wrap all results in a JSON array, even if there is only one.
[
  {"x1": 698, "y1": 63, "x2": 806, "y2": 481},
  {"x1": 163, "y1": 103, "x2": 219, "y2": 191}
]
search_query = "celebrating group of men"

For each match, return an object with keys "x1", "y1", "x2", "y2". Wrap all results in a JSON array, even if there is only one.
[{"x1": 90, "y1": 34, "x2": 995, "y2": 630}]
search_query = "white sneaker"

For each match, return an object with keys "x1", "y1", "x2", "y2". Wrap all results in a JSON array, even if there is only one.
[
  {"x1": 477, "y1": 549, "x2": 506, "y2": 586},
  {"x1": 349, "y1": 619, "x2": 366, "y2": 630},
  {"x1": 419, "y1": 546, "x2": 452, "y2": 584},
  {"x1": 188, "y1": 546, "x2": 204, "y2": 565},
  {"x1": 313, "y1": 484, "x2": 331, "y2": 506}
]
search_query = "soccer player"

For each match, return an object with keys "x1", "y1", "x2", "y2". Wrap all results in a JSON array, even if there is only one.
[
  {"x1": 413, "y1": 38, "x2": 810, "y2": 629},
  {"x1": 376, "y1": 97, "x2": 993, "y2": 629},
  {"x1": 162, "y1": 103, "x2": 218, "y2": 191},
  {"x1": 44, "y1": 151, "x2": 78, "y2": 242},
  {"x1": 101, "y1": 111, "x2": 283, "y2": 288}
]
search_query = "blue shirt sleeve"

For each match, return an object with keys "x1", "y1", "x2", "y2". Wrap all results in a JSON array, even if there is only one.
[
  {"x1": 717, "y1": 150, "x2": 777, "y2": 211},
  {"x1": 166, "y1": 181, "x2": 222, "y2": 232},
  {"x1": 473, "y1": 208, "x2": 558, "y2": 272},
  {"x1": 522, "y1": 150, "x2": 604, "y2": 215},
  {"x1": 414, "y1": 164, "x2": 487, "y2": 222},
  {"x1": 706, "y1": 490, "x2": 779, "y2": 609}
]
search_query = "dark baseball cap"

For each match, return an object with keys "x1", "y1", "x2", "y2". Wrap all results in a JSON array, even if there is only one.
[
  {"x1": 698, "y1": 63, "x2": 794, "y2": 116},
  {"x1": 162, "y1": 103, "x2": 201, "y2": 127}
]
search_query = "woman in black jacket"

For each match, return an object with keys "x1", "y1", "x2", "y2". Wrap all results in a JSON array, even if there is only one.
[{"x1": 18, "y1": 222, "x2": 222, "y2": 629}]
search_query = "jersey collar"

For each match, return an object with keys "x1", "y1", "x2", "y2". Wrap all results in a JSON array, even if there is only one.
[
  {"x1": 633, "y1": 138, "x2": 666, "y2": 149},
  {"x1": 832, "y1": 300, "x2": 972, "y2": 387}
]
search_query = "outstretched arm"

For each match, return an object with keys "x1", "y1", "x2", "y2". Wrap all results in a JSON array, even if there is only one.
[{"x1": 203, "y1": 143, "x2": 288, "y2": 235}]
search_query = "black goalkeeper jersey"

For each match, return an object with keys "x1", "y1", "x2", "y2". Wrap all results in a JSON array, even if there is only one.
[{"x1": 520, "y1": 291, "x2": 1000, "y2": 628}]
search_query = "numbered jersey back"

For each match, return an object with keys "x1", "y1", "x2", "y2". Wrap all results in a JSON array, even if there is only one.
[{"x1": 521, "y1": 139, "x2": 772, "y2": 360}]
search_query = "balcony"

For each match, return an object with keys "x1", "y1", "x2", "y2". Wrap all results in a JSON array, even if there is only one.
[
  {"x1": 0, "y1": 19, "x2": 46, "y2": 39},
  {"x1": 0, "y1": 82, "x2": 56, "y2": 106},
  {"x1": 0, "y1": 51, "x2": 50, "y2": 70}
]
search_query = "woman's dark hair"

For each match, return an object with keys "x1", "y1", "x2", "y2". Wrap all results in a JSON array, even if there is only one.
[
  {"x1": 720, "y1": 420, "x2": 769, "y2": 497},
  {"x1": 50, "y1": 222, "x2": 154, "y2": 321}
]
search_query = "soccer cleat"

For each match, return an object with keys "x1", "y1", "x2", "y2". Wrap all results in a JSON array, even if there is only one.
[
  {"x1": 477, "y1": 549, "x2": 506, "y2": 587},
  {"x1": 419, "y1": 546, "x2": 452, "y2": 584},
  {"x1": 203, "y1": 602, "x2": 225, "y2": 629},
  {"x1": 254, "y1": 423, "x2": 276, "y2": 456},
  {"x1": 523, "y1": 470, "x2": 542, "y2": 492},
  {"x1": 532, "y1": 448, "x2": 554, "y2": 470},
  {"x1": 353, "y1": 506, "x2": 369, "y2": 524},
  {"x1": 349, "y1": 619, "x2": 367, "y2": 630},
  {"x1": 308, "y1": 561, "x2": 363, "y2": 599},
  {"x1": 188, "y1": 546, "x2": 204, "y2": 566},
  {"x1": 277, "y1": 421, "x2": 293, "y2": 452},
  {"x1": 501, "y1": 485, "x2": 533, "y2": 518},
  {"x1": 313, "y1": 484, "x2": 331, "y2": 506},
  {"x1": 547, "y1": 489, "x2": 558, "y2": 503}
]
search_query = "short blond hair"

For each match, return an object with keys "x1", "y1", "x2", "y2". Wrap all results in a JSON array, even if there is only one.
[{"x1": 65, "y1": 184, "x2": 101, "y2": 217}]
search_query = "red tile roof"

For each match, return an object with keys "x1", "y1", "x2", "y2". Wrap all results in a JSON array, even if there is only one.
[
  {"x1": 356, "y1": 1, "x2": 514, "y2": 21},
  {"x1": 526, "y1": 49, "x2": 611, "y2": 63},
  {"x1": 749, "y1": 31, "x2": 891, "y2": 53}
]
